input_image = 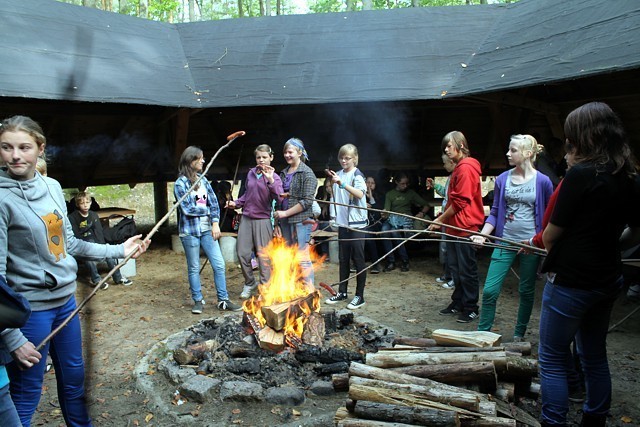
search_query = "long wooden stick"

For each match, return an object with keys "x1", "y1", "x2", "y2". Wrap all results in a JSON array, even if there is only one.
[
  {"x1": 312, "y1": 197, "x2": 547, "y2": 255},
  {"x1": 200, "y1": 143, "x2": 244, "y2": 273},
  {"x1": 36, "y1": 131, "x2": 246, "y2": 351}
]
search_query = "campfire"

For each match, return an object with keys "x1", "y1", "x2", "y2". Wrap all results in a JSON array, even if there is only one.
[{"x1": 242, "y1": 238, "x2": 324, "y2": 351}]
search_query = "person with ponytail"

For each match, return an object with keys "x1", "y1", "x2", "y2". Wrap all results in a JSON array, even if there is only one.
[{"x1": 471, "y1": 134, "x2": 553, "y2": 340}]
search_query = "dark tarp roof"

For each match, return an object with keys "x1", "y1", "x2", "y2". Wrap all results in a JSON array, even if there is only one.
[{"x1": 2, "y1": 0, "x2": 639, "y2": 108}]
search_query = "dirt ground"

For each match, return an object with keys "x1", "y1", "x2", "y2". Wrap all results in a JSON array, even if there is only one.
[{"x1": 30, "y1": 229, "x2": 640, "y2": 426}]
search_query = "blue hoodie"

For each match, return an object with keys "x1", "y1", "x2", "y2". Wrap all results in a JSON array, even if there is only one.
[{"x1": 0, "y1": 169, "x2": 124, "y2": 355}]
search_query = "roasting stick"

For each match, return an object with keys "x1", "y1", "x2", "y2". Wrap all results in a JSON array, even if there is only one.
[
  {"x1": 36, "y1": 131, "x2": 246, "y2": 351},
  {"x1": 319, "y1": 231, "x2": 425, "y2": 293},
  {"x1": 200, "y1": 143, "x2": 244, "y2": 274},
  {"x1": 312, "y1": 197, "x2": 547, "y2": 255}
]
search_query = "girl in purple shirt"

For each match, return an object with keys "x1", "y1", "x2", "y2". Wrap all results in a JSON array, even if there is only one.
[
  {"x1": 226, "y1": 145, "x2": 283, "y2": 299},
  {"x1": 471, "y1": 134, "x2": 553, "y2": 339}
]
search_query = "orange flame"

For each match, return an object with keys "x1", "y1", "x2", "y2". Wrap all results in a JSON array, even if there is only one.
[{"x1": 243, "y1": 237, "x2": 323, "y2": 339}]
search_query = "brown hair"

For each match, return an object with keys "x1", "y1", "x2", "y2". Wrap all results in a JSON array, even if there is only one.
[
  {"x1": 178, "y1": 146, "x2": 204, "y2": 188},
  {"x1": 0, "y1": 115, "x2": 47, "y2": 160},
  {"x1": 441, "y1": 131, "x2": 470, "y2": 157},
  {"x1": 564, "y1": 102, "x2": 635, "y2": 176}
]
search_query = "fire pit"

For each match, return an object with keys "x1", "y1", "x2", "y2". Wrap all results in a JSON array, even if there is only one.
[
  {"x1": 134, "y1": 239, "x2": 397, "y2": 425},
  {"x1": 134, "y1": 310, "x2": 396, "y2": 425}
]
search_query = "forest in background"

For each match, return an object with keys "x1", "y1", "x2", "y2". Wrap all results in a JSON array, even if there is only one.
[{"x1": 56, "y1": 0, "x2": 517, "y2": 23}]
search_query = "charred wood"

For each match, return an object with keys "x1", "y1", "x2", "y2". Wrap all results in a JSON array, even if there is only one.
[{"x1": 295, "y1": 343, "x2": 364, "y2": 364}]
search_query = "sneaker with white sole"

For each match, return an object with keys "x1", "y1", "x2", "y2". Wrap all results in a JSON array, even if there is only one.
[
  {"x1": 457, "y1": 310, "x2": 479, "y2": 323},
  {"x1": 90, "y1": 277, "x2": 108, "y2": 290},
  {"x1": 441, "y1": 280, "x2": 455, "y2": 289},
  {"x1": 439, "y1": 302, "x2": 460, "y2": 316},
  {"x1": 325, "y1": 293, "x2": 348, "y2": 304},
  {"x1": 218, "y1": 300, "x2": 242, "y2": 311},
  {"x1": 240, "y1": 284, "x2": 258, "y2": 299},
  {"x1": 347, "y1": 296, "x2": 366, "y2": 310},
  {"x1": 192, "y1": 300, "x2": 203, "y2": 314},
  {"x1": 117, "y1": 277, "x2": 133, "y2": 286}
]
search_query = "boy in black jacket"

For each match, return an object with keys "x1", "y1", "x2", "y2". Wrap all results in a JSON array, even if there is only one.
[{"x1": 68, "y1": 192, "x2": 133, "y2": 288}]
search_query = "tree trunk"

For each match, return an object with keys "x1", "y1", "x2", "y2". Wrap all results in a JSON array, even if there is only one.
[
  {"x1": 138, "y1": 0, "x2": 148, "y2": 19},
  {"x1": 188, "y1": 0, "x2": 195, "y2": 22},
  {"x1": 432, "y1": 329, "x2": 502, "y2": 348},
  {"x1": 392, "y1": 336, "x2": 437, "y2": 347},
  {"x1": 365, "y1": 351, "x2": 508, "y2": 369},
  {"x1": 390, "y1": 361, "x2": 497, "y2": 387},
  {"x1": 237, "y1": 0, "x2": 244, "y2": 17},
  {"x1": 349, "y1": 376, "x2": 481, "y2": 412},
  {"x1": 354, "y1": 401, "x2": 460, "y2": 426},
  {"x1": 362, "y1": 0, "x2": 373, "y2": 10}
]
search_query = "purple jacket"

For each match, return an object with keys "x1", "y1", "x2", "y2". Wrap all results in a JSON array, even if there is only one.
[
  {"x1": 485, "y1": 170, "x2": 553, "y2": 238},
  {"x1": 234, "y1": 167, "x2": 283, "y2": 219}
]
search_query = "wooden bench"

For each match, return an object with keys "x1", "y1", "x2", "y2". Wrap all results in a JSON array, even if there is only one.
[{"x1": 97, "y1": 207, "x2": 136, "y2": 220}]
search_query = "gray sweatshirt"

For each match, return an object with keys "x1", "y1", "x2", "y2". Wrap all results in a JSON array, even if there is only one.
[{"x1": 0, "y1": 169, "x2": 124, "y2": 354}]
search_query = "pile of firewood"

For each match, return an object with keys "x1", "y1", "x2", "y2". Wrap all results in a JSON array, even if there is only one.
[{"x1": 331, "y1": 330, "x2": 541, "y2": 427}]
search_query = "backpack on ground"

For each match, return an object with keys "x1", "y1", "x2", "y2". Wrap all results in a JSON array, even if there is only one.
[{"x1": 103, "y1": 214, "x2": 137, "y2": 244}]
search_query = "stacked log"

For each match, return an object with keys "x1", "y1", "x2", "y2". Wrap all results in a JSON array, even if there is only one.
[{"x1": 333, "y1": 330, "x2": 540, "y2": 427}]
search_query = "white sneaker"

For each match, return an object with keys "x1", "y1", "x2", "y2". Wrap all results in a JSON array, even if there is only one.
[
  {"x1": 240, "y1": 284, "x2": 258, "y2": 299},
  {"x1": 441, "y1": 280, "x2": 455, "y2": 289}
]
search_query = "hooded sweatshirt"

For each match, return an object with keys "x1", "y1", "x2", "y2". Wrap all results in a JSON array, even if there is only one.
[
  {"x1": 444, "y1": 157, "x2": 485, "y2": 237},
  {"x1": 0, "y1": 169, "x2": 123, "y2": 354}
]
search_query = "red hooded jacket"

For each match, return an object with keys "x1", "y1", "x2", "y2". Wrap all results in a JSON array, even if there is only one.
[{"x1": 444, "y1": 157, "x2": 485, "y2": 237}]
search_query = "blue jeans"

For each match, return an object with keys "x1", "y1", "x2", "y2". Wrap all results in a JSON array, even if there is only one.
[
  {"x1": 538, "y1": 278, "x2": 623, "y2": 425},
  {"x1": 8, "y1": 297, "x2": 91, "y2": 427},
  {"x1": 85, "y1": 258, "x2": 123, "y2": 283},
  {"x1": 279, "y1": 219, "x2": 314, "y2": 285},
  {"x1": 381, "y1": 221, "x2": 409, "y2": 264},
  {"x1": 180, "y1": 233, "x2": 229, "y2": 302},
  {"x1": 0, "y1": 382, "x2": 20, "y2": 427}
]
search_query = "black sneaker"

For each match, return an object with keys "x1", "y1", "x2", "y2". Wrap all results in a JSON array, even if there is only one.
[
  {"x1": 218, "y1": 300, "x2": 242, "y2": 311},
  {"x1": 192, "y1": 300, "x2": 203, "y2": 314},
  {"x1": 568, "y1": 386, "x2": 586, "y2": 403},
  {"x1": 457, "y1": 311, "x2": 479, "y2": 323},
  {"x1": 383, "y1": 262, "x2": 396, "y2": 272},
  {"x1": 439, "y1": 303, "x2": 460, "y2": 316},
  {"x1": 347, "y1": 296, "x2": 366, "y2": 310},
  {"x1": 349, "y1": 264, "x2": 356, "y2": 273},
  {"x1": 370, "y1": 265, "x2": 381, "y2": 274},
  {"x1": 325, "y1": 292, "x2": 348, "y2": 305},
  {"x1": 400, "y1": 261, "x2": 409, "y2": 272}
]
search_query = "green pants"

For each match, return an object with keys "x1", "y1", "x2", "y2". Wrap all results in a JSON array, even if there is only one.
[{"x1": 477, "y1": 246, "x2": 540, "y2": 337}]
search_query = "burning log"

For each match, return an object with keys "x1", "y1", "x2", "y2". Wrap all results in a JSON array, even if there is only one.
[
  {"x1": 432, "y1": 330, "x2": 502, "y2": 348},
  {"x1": 261, "y1": 291, "x2": 318, "y2": 331},
  {"x1": 353, "y1": 401, "x2": 460, "y2": 427},
  {"x1": 389, "y1": 361, "x2": 497, "y2": 388},
  {"x1": 301, "y1": 311, "x2": 325, "y2": 347},
  {"x1": 173, "y1": 339, "x2": 218, "y2": 365},
  {"x1": 257, "y1": 326, "x2": 285, "y2": 352}
]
